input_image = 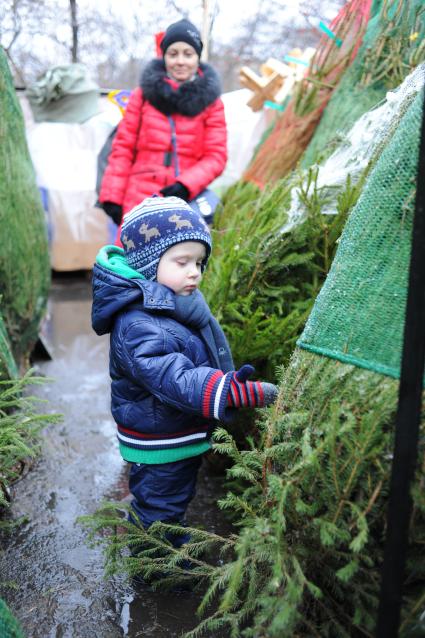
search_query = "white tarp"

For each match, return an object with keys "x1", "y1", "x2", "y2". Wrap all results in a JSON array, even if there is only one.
[
  {"x1": 21, "y1": 94, "x2": 120, "y2": 270},
  {"x1": 210, "y1": 88, "x2": 270, "y2": 192}
]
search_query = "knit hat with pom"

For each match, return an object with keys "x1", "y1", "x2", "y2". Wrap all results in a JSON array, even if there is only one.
[{"x1": 120, "y1": 196, "x2": 212, "y2": 280}]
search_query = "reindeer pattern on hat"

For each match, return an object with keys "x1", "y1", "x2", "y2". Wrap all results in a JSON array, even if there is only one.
[{"x1": 120, "y1": 196, "x2": 212, "y2": 279}]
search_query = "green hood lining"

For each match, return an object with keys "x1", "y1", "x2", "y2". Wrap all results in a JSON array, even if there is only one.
[{"x1": 96, "y1": 245, "x2": 145, "y2": 280}]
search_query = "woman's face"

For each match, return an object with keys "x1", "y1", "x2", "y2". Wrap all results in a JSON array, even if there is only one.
[{"x1": 164, "y1": 41, "x2": 199, "y2": 83}]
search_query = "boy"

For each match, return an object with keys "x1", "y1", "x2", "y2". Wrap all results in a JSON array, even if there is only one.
[{"x1": 92, "y1": 196, "x2": 277, "y2": 537}]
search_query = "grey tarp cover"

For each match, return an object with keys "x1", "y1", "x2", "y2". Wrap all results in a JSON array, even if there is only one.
[{"x1": 26, "y1": 63, "x2": 100, "y2": 123}]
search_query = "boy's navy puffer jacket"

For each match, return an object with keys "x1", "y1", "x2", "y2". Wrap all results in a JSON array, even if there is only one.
[{"x1": 91, "y1": 252, "x2": 234, "y2": 465}]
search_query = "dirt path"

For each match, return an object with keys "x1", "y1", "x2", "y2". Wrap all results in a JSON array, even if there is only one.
[{"x1": 0, "y1": 275, "x2": 230, "y2": 638}]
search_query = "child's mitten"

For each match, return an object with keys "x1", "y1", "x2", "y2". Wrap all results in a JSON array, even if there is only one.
[{"x1": 227, "y1": 364, "x2": 278, "y2": 408}]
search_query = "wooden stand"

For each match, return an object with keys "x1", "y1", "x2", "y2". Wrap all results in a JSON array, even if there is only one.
[
  {"x1": 239, "y1": 49, "x2": 315, "y2": 112},
  {"x1": 239, "y1": 63, "x2": 286, "y2": 112}
]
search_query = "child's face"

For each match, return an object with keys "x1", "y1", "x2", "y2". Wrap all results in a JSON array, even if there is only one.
[{"x1": 156, "y1": 241, "x2": 206, "y2": 295}]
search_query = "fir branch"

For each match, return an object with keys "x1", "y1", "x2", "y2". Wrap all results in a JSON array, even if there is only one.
[{"x1": 0, "y1": 370, "x2": 61, "y2": 507}]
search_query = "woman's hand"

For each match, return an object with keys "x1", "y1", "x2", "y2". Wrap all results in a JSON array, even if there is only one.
[
  {"x1": 160, "y1": 182, "x2": 190, "y2": 201},
  {"x1": 102, "y1": 202, "x2": 123, "y2": 225}
]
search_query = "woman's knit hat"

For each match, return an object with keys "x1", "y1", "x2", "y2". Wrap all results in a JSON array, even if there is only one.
[
  {"x1": 160, "y1": 19, "x2": 203, "y2": 57},
  {"x1": 120, "y1": 196, "x2": 212, "y2": 280}
]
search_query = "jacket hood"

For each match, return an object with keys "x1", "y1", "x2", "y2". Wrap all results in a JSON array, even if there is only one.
[
  {"x1": 91, "y1": 245, "x2": 176, "y2": 335},
  {"x1": 141, "y1": 58, "x2": 221, "y2": 116}
]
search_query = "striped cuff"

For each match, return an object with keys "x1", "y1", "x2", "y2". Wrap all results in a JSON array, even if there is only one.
[{"x1": 202, "y1": 370, "x2": 233, "y2": 421}]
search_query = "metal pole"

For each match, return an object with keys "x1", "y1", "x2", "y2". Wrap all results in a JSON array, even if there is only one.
[{"x1": 375, "y1": 88, "x2": 425, "y2": 637}]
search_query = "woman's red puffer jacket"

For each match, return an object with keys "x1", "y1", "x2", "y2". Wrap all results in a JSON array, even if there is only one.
[{"x1": 99, "y1": 59, "x2": 227, "y2": 227}]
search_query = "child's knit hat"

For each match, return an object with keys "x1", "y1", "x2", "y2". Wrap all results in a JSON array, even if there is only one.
[{"x1": 120, "y1": 196, "x2": 212, "y2": 280}]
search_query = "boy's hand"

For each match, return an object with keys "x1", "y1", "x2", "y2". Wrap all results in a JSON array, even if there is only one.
[{"x1": 226, "y1": 364, "x2": 278, "y2": 408}]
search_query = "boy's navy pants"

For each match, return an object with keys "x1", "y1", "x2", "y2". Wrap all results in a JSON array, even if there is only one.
[{"x1": 128, "y1": 455, "x2": 203, "y2": 535}]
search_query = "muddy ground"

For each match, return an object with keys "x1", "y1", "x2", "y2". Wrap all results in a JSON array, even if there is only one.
[{"x1": 0, "y1": 274, "x2": 231, "y2": 638}]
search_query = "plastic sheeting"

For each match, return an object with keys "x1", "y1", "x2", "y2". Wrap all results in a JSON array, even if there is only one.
[
  {"x1": 21, "y1": 95, "x2": 121, "y2": 271},
  {"x1": 26, "y1": 63, "x2": 100, "y2": 124},
  {"x1": 209, "y1": 88, "x2": 270, "y2": 192},
  {"x1": 282, "y1": 63, "x2": 425, "y2": 233}
]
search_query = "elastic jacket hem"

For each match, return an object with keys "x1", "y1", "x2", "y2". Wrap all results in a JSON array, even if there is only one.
[{"x1": 119, "y1": 440, "x2": 211, "y2": 464}]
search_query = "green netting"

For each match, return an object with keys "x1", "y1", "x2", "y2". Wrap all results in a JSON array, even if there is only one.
[
  {"x1": 302, "y1": 0, "x2": 425, "y2": 166},
  {"x1": 0, "y1": 47, "x2": 50, "y2": 365},
  {"x1": 0, "y1": 599, "x2": 24, "y2": 638},
  {"x1": 297, "y1": 89, "x2": 423, "y2": 379}
]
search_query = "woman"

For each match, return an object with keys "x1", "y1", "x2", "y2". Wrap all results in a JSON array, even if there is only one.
[{"x1": 98, "y1": 18, "x2": 227, "y2": 237}]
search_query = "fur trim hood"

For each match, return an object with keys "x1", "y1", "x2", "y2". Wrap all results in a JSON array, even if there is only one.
[{"x1": 140, "y1": 58, "x2": 221, "y2": 116}]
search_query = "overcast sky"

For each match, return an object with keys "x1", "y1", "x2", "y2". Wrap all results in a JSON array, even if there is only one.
[
  {"x1": 78, "y1": 0, "x2": 308, "y2": 40},
  {"x1": 97, "y1": 0, "x2": 265, "y2": 30},
  {"x1": 1, "y1": 0, "x2": 343, "y2": 87}
]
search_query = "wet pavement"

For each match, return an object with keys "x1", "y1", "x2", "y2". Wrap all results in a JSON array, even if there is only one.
[{"x1": 0, "y1": 274, "x2": 231, "y2": 638}]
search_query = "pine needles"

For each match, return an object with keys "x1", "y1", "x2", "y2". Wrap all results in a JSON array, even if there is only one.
[
  {"x1": 0, "y1": 370, "x2": 61, "y2": 508},
  {"x1": 0, "y1": 48, "x2": 50, "y2": 367},
  {"x1": 202, "y1": 171, "x2": 359, "y2": 382},
  {"x1": 79, "y1": 502, "x2": 236, "y2": 594},
  {"x1": 209, "y1": 351, "x2": 424, "y2": 636},
  {"x1": 80, "y1": 351, "x2": 424, "y2": 636},
  {"x1": 360, "y1": 0, "x2": 425, "y2": 88}
]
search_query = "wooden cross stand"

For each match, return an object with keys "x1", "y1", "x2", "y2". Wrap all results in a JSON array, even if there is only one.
[
  {"x1": 239, "y1": 62, "x2": 286, "y2": 112},
  {"x1": 239, "y1": 49, "x2": 315, "y2": 112}
]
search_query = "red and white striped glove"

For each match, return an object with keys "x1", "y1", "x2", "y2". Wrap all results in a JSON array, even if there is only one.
[{"x1": 227, "y1": 364, "x2": 278, "y2": 408}]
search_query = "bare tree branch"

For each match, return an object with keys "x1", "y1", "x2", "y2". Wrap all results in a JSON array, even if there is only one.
[
  {"x1": 69, "y1": 0, "x2": 79, "y2": 63},
  {"x1": 0, "y1": 0, "x2": 345, "y2": 90}
]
